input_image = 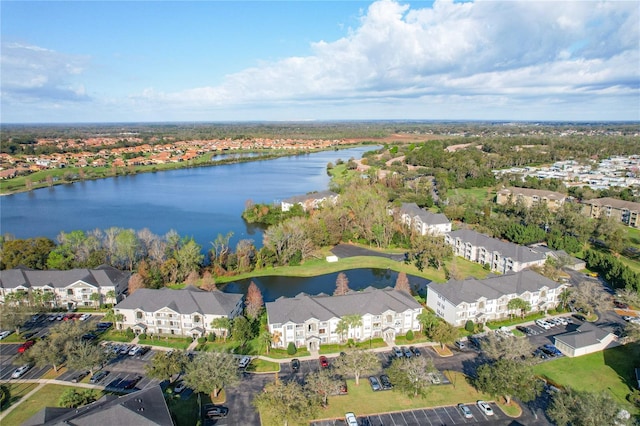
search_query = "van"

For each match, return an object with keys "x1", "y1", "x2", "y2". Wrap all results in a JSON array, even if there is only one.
[
  {"x1": 455, "y1": 340, "x2": 465, "y2": 350},
  {"x1": 238, "y1": 356, "x2": 251, "y2": 369}
]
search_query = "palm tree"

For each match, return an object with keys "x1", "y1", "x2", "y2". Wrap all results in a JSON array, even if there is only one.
[
  {"x1": 344, "y1": 314, "x2": 363, "y2": 340},
  {"x1": 335, "y1": 320, "x2": 349, "y2": 343},
  {"x1": 507, "y1": 298, "x2": 531, "y2": 319},
  {"x1": 211, "y1": 317, "x2": 231, "y2": 341},
  {"x1": 558, "y1": 288, "x2": 572, "y2": 311},
  {"x1": 259, "y1": 331, "x2": 273, "y2": 355},
  {"x1": 106, "y1": 290, "x2": 116, "y2": 306}
]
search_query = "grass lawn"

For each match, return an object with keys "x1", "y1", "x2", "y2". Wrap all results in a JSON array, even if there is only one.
[
  {"x1": 263, "y1": 348, "x2": 311, "y2": 359},
  {"x1": 138, "y1": 336, "x2": 191, "y2": 350},
  {"x1": 533, "y1": 342, "x2": 640, "y2": 415},
  {"x1": 100, "y1": 330, "x2": 134, "y2": 343},
  {"x1": 247, "y1": 359, "x2": 280, "y2": 373},
  {"x1": 0, "y1": 384, "x2": 106, "y2": 426},
  {"x1": 446, "y1": 187, "x2": 494, "y2": 203},
  {"x1": 319, "y1": 338, "x2": 388, "y2": 354},
  {"x1": 0, "y1": 382, "x2": 40, "y2": 413},
  {"x1": 261, "y1": 371, "x2": 495, "y2": 426},
  {"x1": 0, "y1": 333, "x2": 26, "y2": 344},
  {"x1": 166, "y1": 390, "x2": 211, "y2": 426},
  {"x1": 41, "y1": 366, "x2": 68, "y2": 380}
]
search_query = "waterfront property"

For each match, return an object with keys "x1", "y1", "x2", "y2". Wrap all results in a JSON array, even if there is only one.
[
  {"x1": 397, "y1": 202, "x2": 451, "y2": 236},
  {"x1": 553, "y1": 322, "x2": 616, "y2": 357},
  {"x1": 0, "y1": 265, "x2": 129, "y2": 309},
  {"x1": 281, "y1": 190, "x2": 339, "y2": 212},
  {"x1": 426, "y1": 270, "x2": 565, "y2": 326},
  {"x1": 496, "y1": 186, "x2": 567, "y2": 211},
  {"x1": 581, "y1": 197, "x2": 640, "y2": 229},
  {"x1": 265, "y1": 287, "x2": 423, "y2": 351},
  {"x1": 445, "y1": 229, "x2": 547, "y2": 273},
  {"x1": 114, "y1": 286, "x2": 243, "y2": 338}
]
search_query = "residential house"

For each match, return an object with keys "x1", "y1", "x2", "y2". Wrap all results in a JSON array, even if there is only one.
[
  {"x1": 397, "y1": 203, "x2": 452, "y2": 236},
  {"x1": 281, "y1": 190, "x2": 339, "y2": 212},
  {"x1": 426, "y1": 270, "x2": 565, "y2": 326},
  {"x1": 496, "y1": 187, "x2": 567, "y2": 211},
  {"x1": 581, "y1": 197, "x2": 640, "y2": 229},
  {"x1": 23, "y1": 385, "x2": 172, "y2": 426},
  {"x1": 553, "y1": 322, "x2": 616, "y2": 357},
  {"x1": 265, "y1": 287, "x2": 423, "y2": 351},
  {"x1": 0, "y1": 265, "x2": 130, "y2": 309},
  {"x1": 445, "y1": 229, "x2": 547, "y2": 273},
  {"x1": 114, "y1": 286, "x2": 243, "y2": 338}
]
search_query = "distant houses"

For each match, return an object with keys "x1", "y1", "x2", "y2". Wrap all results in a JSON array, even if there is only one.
[
  {"x1": 426, "y1": 270, "x2": 566, "y2": 327},
  {"x1": 265, "y1": 287, "x2": 422, "y2": 351},
  {"x1": 281, "y1": 190, "x2": 339, "y2": 212}
]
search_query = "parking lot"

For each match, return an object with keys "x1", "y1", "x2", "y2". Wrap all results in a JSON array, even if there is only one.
[{"x1": 311, "y1": 402, "x2": 509, "y2": 426}]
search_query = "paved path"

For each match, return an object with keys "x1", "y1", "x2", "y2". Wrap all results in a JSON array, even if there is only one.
[{"x1": 331, "y1": 243, "x2": 406, "y2": 261}]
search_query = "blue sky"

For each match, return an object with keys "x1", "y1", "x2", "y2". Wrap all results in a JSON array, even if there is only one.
[{"x1": 1, "y1": 0, "x2": 638, "y2": 123}]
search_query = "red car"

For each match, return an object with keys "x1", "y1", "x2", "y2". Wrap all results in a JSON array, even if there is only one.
[
  {"x1": 319, "y1": 356, "x2": 329, "y2": 368},
  {"x1": 18, "y1": 340, "x2": 35, "y2": 353}
]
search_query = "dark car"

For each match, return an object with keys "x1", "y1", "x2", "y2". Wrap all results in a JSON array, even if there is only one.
[
  {"x1": 392, "y1": 346, "x2": 404, "y2": 358},
  {"x1": 319, "y1": 356, "x2": 329, "y2": 368},
  {"x1": 82, "y1": 333, "x2": 98, "y2": 341},
  {"x1": 409, "y1": 346, "x2": 421, "y2": 356},
  {"x1": 402, "y1": 346, "x2": 412, "y2": 358},
  {"x1": 533, "y1": 349, "x2": 548, "y2": 359},
  {"x1": 368, "y1": 376, "x2": 381, "y2": 391},
  {"x1": 122, "y1": 375, "x2": 142, "y2": 389},
  {"x1": 90, "y1": 370, "x2": 109, "y2": 384},
  {"x1": 71, "y1": 371, "x2": 89, "y2": 383},
  {"x1": 206, "y1": 405, "x2": 229, "y2": 418},
  {"x1": 516, "y1": 325, "x2": 533, "y2": 335},
  {"x1": 379, "y1": 374, "x2": 393, "y2": 390},
  {"x1": 22, "y1": 331, "x2": 38, "y2": 340},
  {"x1": 543, "y1": 344, "x2": 563, "y2": 356},
  {"x1": 137, "y1": 346, "x2": 151, "y2": 357},
  {"x1": 291, "y1": 358, "x2": 300, "y2": 372},
  {"x1": 614, "y1": 301, "x2": 629, "y2": 309},
  {"x1": 96, "y1": 322, "x2": 113, "y2": 330}
]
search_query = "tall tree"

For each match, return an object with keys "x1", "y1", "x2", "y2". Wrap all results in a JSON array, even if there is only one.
[
  {"x1": 231, "y1": 315, "x2": 253, "y2": 347},
  {"x1": 334, "y1": 272, "x2": 350, "y2": 296},
  {"x1": 548, "y1": 389, "x2": 629, "y2": 426},
  {"x1": 145, "y1": 350, "x2": 189, "y2": 383},
  {"x1": 211, "y1": 317, "x2": 231, "y2": 341},
  {"x1": 259, "y1": 331, "x2": 273, "y2": 355},
  {"x1": 173, "y1": 238, "x2": 204, "y2": 282},
  {"x1": 333, "y1": 349, "x2": 380, "y2": 386},
  {"x1": 245, "y1": 281, "x2": 264, "y2": 320},
  {"x1": 0, "y1": 237, "x2": 56, "y2": 270},
  {"x1": 0, "y1": 305, "x2": 29, "y2": 334},
  {"x1": 572, "y1": 280, "x2": 612, "y2": 317},
  {"x1": 506, "y1": 298, "x2": 531, "y2": 319},
  {"x1": 474, "y1": 358, "x2": 542, "y2": 404},
  {"x1": 386, "y1": 356, "x2": 436, "y2": 398},
  {"x1": 253, "y1": 379, "x2": 319, "y2": 426},
  {"x1": 430, "y1": 321, "x2": 458, "y2": 350},
  {"x1": 334, "y1": 319, "x2": 349, "y2": 343},
  {"x1": 394, "y1": 272, "x2": 411, "y2": 294},
  {"x1": 65, "y1": 340, "x2": 109, "y2": 376},
  {"x1": 304, "y1": 369, "x2": 342, "y2": 407},
  {"x1": 417, "y1": 310, "x2": 439, "y2": 336},
  {"x1": 128, "y1": 273, "x2": 145, "y2": 295},
  {"x1": 183, "y1": 351, "x2": 240, "y2": 398},
  {"x1": 480, "y1": 333, "x2": 533, "y2": 362}
]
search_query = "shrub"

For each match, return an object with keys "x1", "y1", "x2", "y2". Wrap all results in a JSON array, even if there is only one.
[
  {"x1": 197, "y1": 336, "x2": 206, "y2": 344},
  {"x1": 0, "y1": 384, "x2": 10, "y2": 408},
  {"x1": 207, "y1": 332, "x2": 216, "y2": 342},
  {"x1": 125, "y1": 328, "x2": 135, "y2": 339},
  {"x1": 139, "y1": 333, "x2": 147, "y2": 340},
  {"x1": 287, "y1": 342, "x2": 297, "y2": 355},
  {"x1": 405, "y1": 330, "x2": 414, "y2": 341},
  {"x1": 465, "y1": 320, "x2": 475, "y2": 333}
]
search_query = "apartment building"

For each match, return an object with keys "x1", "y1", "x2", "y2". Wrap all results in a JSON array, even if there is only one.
[
  {"x1": 397, "y1": 202, "x2": 452, "y2": 236},
  {"x1": 281, "y1": 190, "x2": 339, "y2": 212},
  {"x1": 581, "y1": 197, "x2": 640, "y2": 229},
  {"x1": 496, "y1": 187, "x2": 566, "y2": 211}
]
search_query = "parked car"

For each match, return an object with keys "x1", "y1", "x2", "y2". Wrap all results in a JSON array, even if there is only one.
[
  {"x1": 122, "y1": 375, "x2": 142, "y2": 389},
  {"x1": 238, "y1": 356, "x2": 251, "y2": 369},
  {"x1": 82, "y1": 333, "x2": 98, "y2": 341},
  {"x1": 402, "y1": 346, "x2": 412, "y2": 358},
  {"x1": 533, "y1": 349, "x2": 548, "y2": 360},
  {"x1": 516, "y1": 325, "x2": 534, "y2": 336},
  {"x1": 205, "y1": 405, "x2": 229, "y2": 418},
  {"x1": 119, "y1": 345, "x2": 132, "y2": 355},
  {"x1": 535, "y1": 319, "x2": 551, "y2": 330},
  {"x1": 477, "y1": 400, "x2": 494, "y2": 416},
  {"x1": 137, "y1": 346, "x2": 151, "y2": 357},
  {"x1": 543, "y1": 344, "x2": 563, "y2": 356},
  {"x1": 368, "y1": 376, "x2": 381, "y2": 391},
  {"x1": 458, "y1": 403, "x2": 473, "y2": 419},
  {"x1": 0, "y1": 330, "x2": 13, "y2": 340},
  {"x1": 428, "y1": 372, "x2": 441, "y2": 384},
  {"x1": 96, "y1": 322, "x2": 113, "y2": 330},
  {"x1": 90, "y1": 370, "x2": 109, "y2": 384},
  {"x1": 392, "y1": 346, "x2": 404, "y2": 358},
  {"x1": 454, "y1": 340, "x2": 466, "y2": 350},
  {"x1": 71, "y1": 371, "x2": 89, "y2": 383},
  {"x1": 11, "y1": 364, "x2": 32, "y2": 379},
  {"x1": 345, "y1": 412, "x2": 359, "y2": 426},
  {"x1": 18, "y1": 340, "x2": 35, "y2": 353},
  {"x1": 379, "y1": 374, "x2": 393, "y2": 390},
  {"x1": 614, "y1": 300, "x2": 629, "y2": 309},
  {"x1": 174, "y1": 381, "x2": 186, "y2": 393},
  {"x1": 128, "y1": 346, "x2": 141, "y2": 356},
  {"x1": 79, "y1": 313, "x2": 92, "y2": 321},
  {"x1": 319, "y1": 356, "x2": 329, "y2": 368},
  {"x1": 290, "y1": 358, "x2": 300, "y2": 372},
  {"x1": 409, "y1": 346, "x2": 421, "y2": 356}
]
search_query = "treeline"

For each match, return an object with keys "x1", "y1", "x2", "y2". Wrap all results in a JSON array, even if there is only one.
[{"x1": 584, "y1": 250, "x2": 640, "y2": 292}]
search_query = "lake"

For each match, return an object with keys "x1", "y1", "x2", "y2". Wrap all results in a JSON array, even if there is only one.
[
  {"x1": 0, "y1": 146, "x2": 378, "y2": 250},
  {"x1": 222, "y1": 268, "x2": 430, "y2": 302}
]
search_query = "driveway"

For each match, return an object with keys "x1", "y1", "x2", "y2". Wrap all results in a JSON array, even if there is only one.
[{"x1": 331, "y1": 244, "x2": 406, "y2": 262}]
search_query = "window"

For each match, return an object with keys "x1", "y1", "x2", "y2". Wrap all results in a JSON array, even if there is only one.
[
  {"x1": 136, "y1": 311, "x2": 143, "y2": 320},
  {"x1": 193, "y1": 315, "x2": 201, "y2": 324},
  {"x1": 385, "y1": 315, "x2": 393, "y2": 323},
  {"x1": 287, "y1": 325, "x2": 293, "y2": 330},
  {"x1": 319, "y1": 328, "x2": 326, "y2": 334},
  {"x1": 67, "y1": 289, "x2": 74, "y2": 296}
]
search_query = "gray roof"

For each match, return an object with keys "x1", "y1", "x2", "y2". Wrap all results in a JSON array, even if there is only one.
[
  {"x1": 0, "y1": 265, "x2": 130, "y2": 290},
  {"x1": 266, "y1": 286, "x2": 422, "y2": 324},
  {"x1": 116, "y1": 286, "x2": 243, "y2": 316},
  {"x1": 582, "y1": 197, "x2": 640, "y2": 211},
  {"x1": 23, "y1": 385, "x2": 172, "y2": 426},
  {"x1": 428, "y1": 270, "x2": 562, "y2": 306},
  {"x1": 400, "y1": 203, "x2": 450, "y2": 225},
  {"x1": 447, "y1": 229, "x2": 546, "y2": 264},
  {"x1": 554, "y1": 322, "x2": 612, "y2": 349},
  {"x1": 498, "y1": 187, "x2": 566, "y2": 201},
  {"x1": 283, "y1": 190, "x2": 337, "y2": 204}
]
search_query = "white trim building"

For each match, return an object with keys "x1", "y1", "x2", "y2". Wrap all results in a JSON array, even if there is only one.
[
  {"x1": 265, "y1": 287, "x2": 423, "y2": 351},
  {"x1": 553, "y1": 322, "x2": 616, "y2": 357},
  {"x1": 281, "y1": 190, "x2": 339, "y2": 212},
  {"x1": 398, "y1": 203, "x2": 452, "y2": 236},
  {"x1": 426, "y1": 270, "x2": 565, "y2": 326},
  {"x1": 0, "y1": 265, "x2": 130, "y2": 309},
  {"x1": 114, "y1": 286, "x2": 244, "y2": 338}
]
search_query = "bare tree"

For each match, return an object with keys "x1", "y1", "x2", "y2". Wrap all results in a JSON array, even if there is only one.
[
  {"x1": 201, "y1": 271, "x2": 217, "y2": 291},
  {"x1": 480, "y1": 333, "x2": 533, "y2": 362},
  {"x1": 128, "y1": 273, "x2": 145, "y2": 295},
  {"x1": 334, "y1": 272, "x2": 350, "y2": 296},
  {"x1": 573, "y1": 280, "x2": 612, "y2": 317},
  {"x1": 394, "y1": 271, "x2": 411, "y2": 294},
  {"x1": 245, "y1": 281, "x2": 264, "y2": 320}
]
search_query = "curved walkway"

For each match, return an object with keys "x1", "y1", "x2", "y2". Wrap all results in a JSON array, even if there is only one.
[{"x1": 330, "y1": 243, "x2": 406, "y2": 262}]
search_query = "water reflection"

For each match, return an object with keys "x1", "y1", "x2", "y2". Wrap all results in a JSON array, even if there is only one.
[{"x1": 220, "y1": 268, "x2": 430, "y2": 302}]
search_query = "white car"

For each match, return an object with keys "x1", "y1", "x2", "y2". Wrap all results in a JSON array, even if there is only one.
[
  {"x1": 12, "y1": 364, "x2": 32, "y2": 379},
  {"x1": 345, "y1": 412, "x2": 359, "y2": 426},
  {"x1": 0, "y1": 330, "x2": 12, "y2": 340},
  {"x1": 535, "y1": 319, "x2": 551, "y2": 330},
  {"x1": 174, "y1": 381, "x2": 186, "y2": 393},
  {"x1": 128, "y1": 345, "x2": 141, "y2": 356},
  {"x1": 458, "y1": 403, "x2": 473, "y2": 419},
  {"x1": 477, "y1": 400, "x2": 494, "y2": 416},
  {"x1": 238, "y1": 356, "x2": 251, "y2": 369},
  {"x1": 79, "y1": 313, "x2": 91, "y2": 321}
]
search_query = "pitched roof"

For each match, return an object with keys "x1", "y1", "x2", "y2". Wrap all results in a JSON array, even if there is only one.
[
  {"x1": 282, "y1": 190, "x2": 338, "y2": 204},
  {"x1": 400, "y1": 203, "x2": 450, "y2": 225},
  {"x1": 428, "y1": 270, "x2": 561, "y2": 306},
  {"x1": 23, "y1": 385, "x2": 172, "y2": 426},
  {"x1": 0, "y1": 265, "x2": 130, "y2": 290},
  {"x1": 498, "y1": 187, "x2": 566, "y2": 201},
  {"x1": 582, "y1": 197, "x2": 640, "y2": 211},
  {"x1": 266, "y1": 286, "x2": 422, "y2": 324},
  {"x1": 115, "y1": 286, "x2": 242, "y2": 316},
  {"x1": 554, "y1": 322, "x2": 613, "y2": 349},
  {"x1": 447, "y1": 229, "x2": 546, "y2": 264}
]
